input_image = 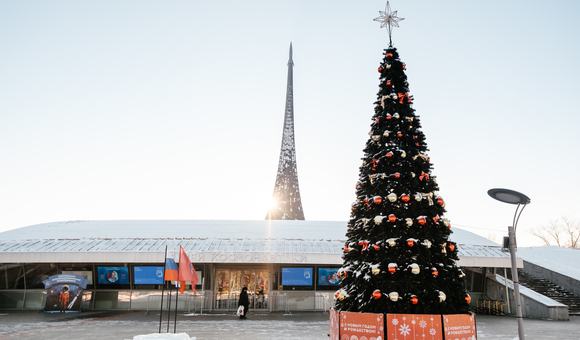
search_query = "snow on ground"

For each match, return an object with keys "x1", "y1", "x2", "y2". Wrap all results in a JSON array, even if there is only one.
[
  {"x1": 133, "y1": 334, "x2": 195, "y2": 340},
  {"x1": 517, "y1": 246, "x2": 580, "y2": 281},
  {"x1": 1, "y1": 311, "x2": 580, "y2": 340}
]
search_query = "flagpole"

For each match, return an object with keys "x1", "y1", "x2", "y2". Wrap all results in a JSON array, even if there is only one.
[
  {"x1": 159, "y1": 246, "x2": 168, "y2": 333},
  {"x1": 167, "y1": 284, "x2": 172, "y2": 333},
  {"x1": 174, "y1": 287, "x2": 179, "y2": 333}
]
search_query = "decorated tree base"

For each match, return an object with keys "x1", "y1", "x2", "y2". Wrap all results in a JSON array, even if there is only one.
[{"x1": 329, "y1": 308, "x2": 477, "y2": 340}]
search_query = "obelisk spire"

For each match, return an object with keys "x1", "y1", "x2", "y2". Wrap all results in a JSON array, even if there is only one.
[{"x1": 266, "y1": 43, "x2": 305, "y2": 220}]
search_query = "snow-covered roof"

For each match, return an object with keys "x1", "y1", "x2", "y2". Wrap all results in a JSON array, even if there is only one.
[
  {"x1": 0, "y1": 220, "x2": 517, "y2": 267},
  {"x1": 0, "y1": 220, "x2": 347, "y2": 241},
  {"x1": 517, "y1": 246, "x2": 580, "y2": 282}
]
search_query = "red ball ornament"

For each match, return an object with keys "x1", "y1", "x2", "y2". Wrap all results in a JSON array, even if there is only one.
[
  {"x1": 465, "y1": 294, "x2": 472, "y2": 304},
  {"x1": 394, "y1": 172, "x2": 401, "y2": 178},
  {"x1": 386, "y1": 53, "x2": 393, "y2": 57},
  {"x1": 449, "y1": 244, "x2": 455, "y2": 252},
  {"x1": 417, "y1": 217, "x2": 427, "y2": 225},
  {"x1": 388, "y1": 214, "x2": 397, "y2": 222},
  {"x1": 397, "y1": 132, "x2": 403, "y2": 138},
  {"x1": 410, "y1": 295, "x2": 418, "y2": 305},
  {"x1": 373, "y1": 244, "x2": 380, "y2": 251},
  {"x1": 344, "y1": 246, "x2": 349, "y2": 252},
  {"x1": 386, "y1": 80, "x2": 392, "y2": 86},
  {"x1": 437, "y1": 197, "x2": 445, "y2": 206},
  {"x1": 386, "y1": 151, "x2": 394, "y2": 158},
  {"x1": 335, "y1": 291, "x2": 340, "y2": 298},
  {"x1": 374, "y1": 197, "x2": 383, "y2": 205},
  {"x1": 401, "y1": 194, "x2": 410, "y2": 202},
  {"x1": 375, "y1": 118, "x2": 380, "y2": 123},
  {"x1": 373, "y1": 290, "x2": 382, "y2": 299},
  {"x1": 388, "y1": 264, "x2": 397, "y2": 273},
  {"x1": 378, "y1": 66, "x2": 383, "y2": 73},
  {"x1": 415, "y1": 142, "x2": 420, "y2": 146},
  {"x1": 407, "y1": 239, "x2": 415, "y2": 247},
  {"x1": 386, "y1": 114, "x2": 392, "y2": 120},
  {"x1": 432, "y1": 268, "x2": 439, "y2": 277},
  {"x1": 402, "y1": 63, "x2": 406, "y2": 70}
]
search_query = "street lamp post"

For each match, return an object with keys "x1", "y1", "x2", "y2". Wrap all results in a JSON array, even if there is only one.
[{"x1": 488, "y1": 188, "x2": 530, "y2": 340}]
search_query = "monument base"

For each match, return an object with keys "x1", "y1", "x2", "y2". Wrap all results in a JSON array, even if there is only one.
[{"x1": 329, "y1": 308, "x2": 477, "y2": 340}]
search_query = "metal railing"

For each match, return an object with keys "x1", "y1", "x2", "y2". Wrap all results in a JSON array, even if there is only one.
[
  {"x1": 475, "y1": 299, "x2": 507, "y2": 315},
  {"x1": 142, "y1": 291, "x2": 335, "y2": 313},
  {"x1": 1, "y1": 289, "x2": 336, "y2": 313}
]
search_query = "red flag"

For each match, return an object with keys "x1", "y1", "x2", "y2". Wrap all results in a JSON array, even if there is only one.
[{"x1": 178, "y1": 246, "x2": 199, "y2": 294}]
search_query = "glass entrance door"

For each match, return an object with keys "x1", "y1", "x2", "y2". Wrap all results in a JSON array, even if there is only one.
[{"x1": 214, "y1": 268, "x2": 269, "y2": 310}]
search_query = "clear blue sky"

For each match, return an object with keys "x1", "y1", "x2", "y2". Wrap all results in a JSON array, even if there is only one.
[{"x1": 1, "y1": 1, "x2": 579, "y2": 246}]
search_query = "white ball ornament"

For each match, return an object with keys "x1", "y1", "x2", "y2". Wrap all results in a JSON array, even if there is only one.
[
  {"x1": 438, "y1": 291, "x2": 446, "y2": 302},
  {"x1": 383, "y1": 131, "x2": 389, "y2": 137},
  {"x1": 400, "y1": 151, "x2": 406, "y2": 158},
  {"x1": 393, "y1": 113, "x2": 400, "y2": 119},
  {"x1": 386, "y1": 64, "x2": 392, "y2": 69},
  {"x1": 387, "y1": 193, "x2": 397, "y2": 202},
  {"x1": 422, "y1": 239, "x2": 432, "y2": 248},
  {"x1": 387, "y1": 238, "x2": 397, "y2": 247},
  {"x1": 414, "y1": 193, "x2": 422, "y2": 201},
  {"x1": 405, "y1": 218, "x2": 413, "y2": 227},
  {"x1": 389, "y1": 292, "x2": 399, "y2": 301},
  {"x1": 371, "y1": 265, "x2": 380, "y2": 275},
  {"x1": 410, "y1": 263, "x2": 420, "y2": 275}
]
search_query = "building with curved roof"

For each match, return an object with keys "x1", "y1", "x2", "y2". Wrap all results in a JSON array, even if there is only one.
[{"x1": 0, "y1": 220, "x2": 518, "y2": 312}]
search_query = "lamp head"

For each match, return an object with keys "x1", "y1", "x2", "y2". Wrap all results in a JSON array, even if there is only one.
[{"x1": 488, "y1": 188, "x2": 530, "y2": 205}]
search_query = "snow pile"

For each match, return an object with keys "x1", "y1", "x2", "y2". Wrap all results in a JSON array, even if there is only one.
[
  {"x1": 132, "y1": 333, "x2": 195, "y2": 340},
  {"x1": 517, "y1": 246, "x2": 580, "y2": 281}
]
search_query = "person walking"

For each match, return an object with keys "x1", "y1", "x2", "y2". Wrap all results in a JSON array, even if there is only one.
[{"x1": 238, "y1": 287, "x2": 249, "y2": 319}]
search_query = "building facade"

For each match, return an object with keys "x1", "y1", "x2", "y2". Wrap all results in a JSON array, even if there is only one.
[{"x1": 0, "y1": 220, "x2": 518, "y2": 312}]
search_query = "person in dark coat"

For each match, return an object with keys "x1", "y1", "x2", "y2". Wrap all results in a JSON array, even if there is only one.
[{"x1": 238, "y1": 287, "x2": 249, "y2": 319}]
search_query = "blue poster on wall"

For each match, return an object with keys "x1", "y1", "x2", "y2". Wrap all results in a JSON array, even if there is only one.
[
  {"x1": 97, "y1": 267, "x2": 129, "y2": 284},
  {"x1": 134, "y1": 266, "x2": 164, "y2": 285},
  {"x1": 43, "y1": 274, "x2": 90, "y2": 313},
  {"x1": 282, "y1": 267, "x2": 313, "y2": 286}
]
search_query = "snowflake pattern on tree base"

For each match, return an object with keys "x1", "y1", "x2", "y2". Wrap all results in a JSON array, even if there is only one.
[{"x1": 329, "y1": 309, "x2": 477, "y2": 340}]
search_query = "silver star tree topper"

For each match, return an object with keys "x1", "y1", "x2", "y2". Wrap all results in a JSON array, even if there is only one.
[{"x1": 373, "y1": 1, "x2": 404, "y2": 46}]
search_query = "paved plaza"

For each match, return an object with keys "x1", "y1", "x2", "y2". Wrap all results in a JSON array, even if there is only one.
[{"x1": 0, "y1": 310, "x2": 579, "y2": 340}]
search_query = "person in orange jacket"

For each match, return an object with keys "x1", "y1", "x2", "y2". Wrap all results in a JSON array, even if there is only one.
[{"x1": 59, "y1": 285, "x2": 70, "y2": 313}]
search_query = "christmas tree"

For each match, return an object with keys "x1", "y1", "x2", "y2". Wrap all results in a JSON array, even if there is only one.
[{"x1": 334, "y1": 3, "x2": 471, "y2": 315}]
